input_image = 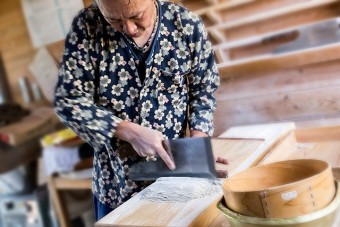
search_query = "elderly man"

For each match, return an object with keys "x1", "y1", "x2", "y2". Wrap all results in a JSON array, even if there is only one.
[{"x1": 54, "y1": 0, "x2": 220, "y2": 220}]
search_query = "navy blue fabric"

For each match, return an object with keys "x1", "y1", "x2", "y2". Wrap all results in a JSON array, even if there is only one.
[{"x1": 93, "y1": 195, "x2": 114, "y2": 221}]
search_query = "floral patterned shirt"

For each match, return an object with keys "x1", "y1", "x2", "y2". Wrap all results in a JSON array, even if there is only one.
[{"x1": 54, "y1": 0, "x2": 220, "y2": 209}]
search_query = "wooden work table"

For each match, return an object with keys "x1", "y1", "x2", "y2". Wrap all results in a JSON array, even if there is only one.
[{"x1": 95, "y1": 122, "x2": 340, "y2": 226}]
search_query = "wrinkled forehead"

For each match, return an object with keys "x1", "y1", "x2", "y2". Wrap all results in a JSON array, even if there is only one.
[{"x1": 96, "y1": 0, "x2": 152, "y2": 18}]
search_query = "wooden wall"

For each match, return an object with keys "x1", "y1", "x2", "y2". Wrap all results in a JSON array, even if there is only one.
[
  {"x1": 0, "y1": 0, "x2": 35, "y2": 104},
  {"x1": 0, "y1": 0, "x2": 92, "y2": 105}
]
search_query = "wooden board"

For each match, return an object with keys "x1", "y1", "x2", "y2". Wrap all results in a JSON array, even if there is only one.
[
  {"x1": 95, "y1": 123, "x2": 295, "y2": 227},
  {"x1": 212, "y1": 138, "x2": 263, "y2": 174}
]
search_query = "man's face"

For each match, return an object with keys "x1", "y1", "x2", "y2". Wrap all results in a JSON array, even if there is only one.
[{"x1": 97, "y1": 0, "x2": 156, "y2": 38}]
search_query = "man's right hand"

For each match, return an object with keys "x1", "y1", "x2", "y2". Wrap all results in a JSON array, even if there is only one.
[{"x1": 115, "y1": 121, "x2": 176, "y2": 170}]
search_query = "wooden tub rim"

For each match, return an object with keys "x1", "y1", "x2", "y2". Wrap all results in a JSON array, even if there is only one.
[{"x1": 223, "y1": 159, "x2": 331, "y2": 192}]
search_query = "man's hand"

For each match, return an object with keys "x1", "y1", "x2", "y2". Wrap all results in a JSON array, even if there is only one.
[
  {"x1": 115, "y1": 121, "x2": 175, "y2": 170},
  {"x1": 216, "y1": 156, "x2": 229, "y2": 178}
]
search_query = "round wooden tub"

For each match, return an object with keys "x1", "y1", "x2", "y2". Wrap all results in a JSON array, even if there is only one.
[
  {"x1": 217, "y1": 181, "x2": 340, "y2": 227},
  {"x1": 222, "y1": 159, "x2": 335, "y2": 218}
]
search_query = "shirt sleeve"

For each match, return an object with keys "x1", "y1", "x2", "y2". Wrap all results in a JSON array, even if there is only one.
[
  {"x1": 187, "y1": 15, "x2": 220, "y2": 137},
  {"x1": 54, "y1": 12, "x2": 122, "y2": 151}
]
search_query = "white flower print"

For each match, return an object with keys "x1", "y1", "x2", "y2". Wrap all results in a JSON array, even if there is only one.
[
  {"x1": 102, "y1": 169, "x2": 110, "y2": 179},
  {"x1": 154, "y1": 53, "x2": 164, "y2": 65},
  {"x1": 74, "y1": 68, "x2": 83, "y2": 78},
  {"x1": 164, "y1": 10, "x2": 174, "y2": 20},
  {"x1": 88, "y1": 119, "x2": 108, "y2": 131},
  {"x1": 169, "y1": 4, "x2": 179, "y2": 13},
  {"x1": 171, "y1": 30, "x2": 182, "y2": 42},
  {"x1": 128, "y1": 59, "x2": 136, "y2": 70},
  {"x1": 99, "y1": 61, "x2": 108, "y2": 71},
  {"x1": 142, "y1": 100, "x2": 153, "y2": 113},
  {"x1": 154, "y1": 123, "x2": 166, "y2": 133},
  {"x1": 100, "y1": 75, "x2": 111, "y2": 90},
  {"x1": 181, "y1": 11, "x2": 191, "y2": 20},
  {"x1": 128, "y1": 87, "x2": 138, "y2": 99},
  {"x1": 79, "y1": 39, "x2": 89, "y2": 52},
  {"x1": 168, "y1": 58, "x2": 179, "y2": 70},
  {"x1": 191, "y1": 13, "x2": 200, "y2": 22},
  {"x1": 66, "y1": 58, "x2": 77, "y2": 70},
  {"x1": 71, "y1": 109, "x2": 82, "y2": 121},
  {"x1": 71, "y1": 51, "x2": 82, "y2": 59},
  {"x1": 176, "y1": 47, "x2": 188, "y2": 60},
  {"x1": 168, "y1": 84, "x2": 178, "y2": 93},
  {"x1": 82, "y1": 110, "x2": 93, "y2": 120},
  {"x1": 113, "y1": 53, "x2": 126, "y2": 66},
  {"x1": 69, "y1": 32, "x2": 78, "y2": 45},
  {"x1": 174, "y1": 102, "x2": 186, "y2": 116},
  {"x1": 109, "y1": 40, "x2": 118, "y2": 52},
  {"x1": 158, "y1": 93, "x2": 168, "y2": 105},
  {"x1": 180, "y1": 61, "x2": 191, "y2": 72},
  {"x1": 174, "y1": 121, "x2": 182, "y2": 133},
  {"x1": 73, "y1": 79, "x2": 82, "y2": 88},
  {"x1": 160, "y1": 25, "x2": 170, "y2": 36},
  {"x1": 84, "y1": 81, "x2": 95, "y2": 92},
  {"x1": 198, "y1": 122, "x2": 209, "y2": 131},
  {"x1": 165, "y1": 112, "x2": 174, "y2": 129},
  {"x1": 99, "y1": 152, "x2": 108, "y2": 163},
  {"x1": 111, "y1": 84, "x2": 123, "y2": 96},
  {"x1": 108, "y1": 189, "x2": 117, "y2": 199},
  {"x1": 95, "y1": 109, "x2": 108, "y2": 118},
  {"x1": 154, "y1": 109, "x2": 165, "y2": 120},
  {"x1": 63, "y1": 71, "x2": 73, "y2": 83},
  {"x1": 80, "y1": 60, "x2": 93, "y2": 71},
  {"x1": 113, "y1": 100, "x2": 125, "y2": 111},
  {"x1": 160, "y1": 39, "x2": 171, "y2": 52},
  {"x1": 118, "y1": 69, "x2": 130, "y2": 81},
  {"x1": 183, "y1": 24, "x2": 194, "y2": 36}
]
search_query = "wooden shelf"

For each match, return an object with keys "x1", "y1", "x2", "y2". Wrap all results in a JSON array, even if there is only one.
[
  {"x1": 198, "y1": 0, "x2": 310, "y2": 27},
  {"x1": 194, "y1": 0, "x2": 253, "y2": 16},
  {"x1": 207, "y1": 0, "x2": 339, "y2": 42},
  {"x1": 217, "y1": 42, "x2": 340, "y2": 78}
]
